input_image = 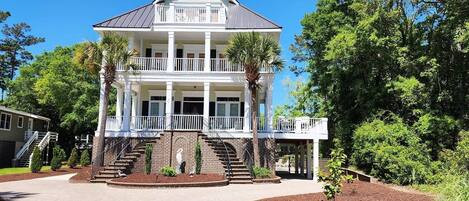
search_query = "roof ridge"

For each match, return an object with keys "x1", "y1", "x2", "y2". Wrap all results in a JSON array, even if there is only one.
[
  {"x1": 93, "y1": 3, "x2": 154, "y2": 27},
  {"x1": 237, "y1": 4, "x2": 282, "y2": 29}
]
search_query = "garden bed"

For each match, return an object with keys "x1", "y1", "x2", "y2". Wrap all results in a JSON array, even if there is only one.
[
  {"x1": 0, "y1": 167, "x2": 85, "y2": 183},
  {"x1": 259, "y1": 181, "x2": 434, "y2": 201},
  {"x1": 68, "y1": 167, "x2": 92, "y2": 183},
  {"x1": 107, "y1": 173, "x2": 228, "y2": 188},
  {"x1": 253, "y1": 176, "x2": 282, "y2": 184}
]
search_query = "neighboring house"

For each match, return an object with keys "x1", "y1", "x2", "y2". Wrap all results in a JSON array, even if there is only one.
[
  {"x1": 92, "y1": 0, "x2": 328, "y2": 183},
  {"x1": 0, "y1": 106, "x2": 50, "y2": 168}
]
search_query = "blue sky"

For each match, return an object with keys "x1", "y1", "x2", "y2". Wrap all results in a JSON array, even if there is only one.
[{"x1": 1, "y1": 0, "x2": 316, "y2": 107}]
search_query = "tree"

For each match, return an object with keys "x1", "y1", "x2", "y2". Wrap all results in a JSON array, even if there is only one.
[
  {"x1": 51, "y1": 145, "x2": 63, "y2": 171},
  {"x1": 74, "y1": 31, "x2": 136, "y2": 176},
  {"x1": 0, "y1": 10, "x2": 44, "y2": 100},
  {"x1": 225, "y1": 32, "x2": 283, "y2": 166},
  {"x1": 68, "y1": 148, "x2": 79, "y2": 168},
  {"x1": 195, "y1": 142, "x2": 202, "y2": 175},
  {"x1": 145, "y1": 144, "x2": 153, "y2": 175},
  {"x1": 80, "y1": 149, "x2": 91, "y2": 167},
  {"x1": 318, "y1": 141, "x2": 347, "y2": 201}
]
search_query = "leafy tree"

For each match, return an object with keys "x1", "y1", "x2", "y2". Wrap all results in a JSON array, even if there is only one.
[
  {"x1": 74, "y1": 32, "x2": 136, "y2": 176},
  {"x1": 318, "y1": 141, "x2": 347, "y2": 201},
  {"x1": 225, "y1": 32, "x2": 283, "y2": 166},
  {"x1": 0, "y1": 10, "x2": 44, "y2": 100},
  {"x1": 80, "y1": 149, "x2": 91, "y2": 167},
  {"x1": 68, "y1": 148, "x2": 79, "y2": 168},
  {"x1": 30, "y1": 147, "x2": 42, "y2": 173}
]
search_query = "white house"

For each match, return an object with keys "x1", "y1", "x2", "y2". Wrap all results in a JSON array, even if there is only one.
[{"x1": 92, "y1": 0, "x2": 328, "y2": 183}]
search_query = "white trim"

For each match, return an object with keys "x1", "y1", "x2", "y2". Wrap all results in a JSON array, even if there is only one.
[
  {"x1": 17, "y1": 116, "x2": 24, "y2": 128},
  {"x1": 181, "y1": 91, "x2": 204, "y2": 97},
  {"x1": 215, "y1": 91, "x2": 241, "y2": 97},
  {"x1": 152, "y1": 27, "x2": 282, "y2": 33},
  {"x1": 93, "y1": 27, "x2": 152, "y2": 32},
  {"x1": 149, "y1": 90, "x2": 167, "y2": 97},
  {"x1": 0, "y1": 112, "x2": 12, "y2": 131},
  {"x1": 0, "y1": 106, "x2": 50, "y2": 121}
]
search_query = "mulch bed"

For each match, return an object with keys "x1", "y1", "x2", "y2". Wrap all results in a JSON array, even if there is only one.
[
  {"x1": 260, "y1": 181, "x2": 434, "y2": 201},
  {"x1": 68, "y1": 167, "x2": 92, "y2": 183},
  {"x1": 0, "y1": 167, "x2": 87, "y2": 183},
  {"x1": 112, "y1": 173, "x2": 225, "y2": 184}
]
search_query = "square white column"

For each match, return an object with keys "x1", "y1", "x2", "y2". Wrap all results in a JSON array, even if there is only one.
[
  {"x1": 204, "y1": 32, "x2": 211, "y2": 72},
  {"x1": 243, "y1": 83, "x2": 252, "y2": 133},
  {"x1": 306, "y1": 140, "x2": 312, "y2": 179},
  {"x1": 313, "y1": 138, "x2": 320, "y2": 182},
  {"x1": 165, "y1": 81, "x2": 173, "y2": 130},
  {"x1": 136, "y1": 85, "x2": 142, "y2": 116},
  {"x1": 203, "y1": 82, "x2": 210, "y2": 131},
  {"x1": 168, "y1": 3, "x2": 175, "y2": 23},
  {"x1": 205, "y1": 3, "x2": 211, "y2": 23},
  {"x1": 122, "y1": 78, "x2": 132, "y2": 131},
  {"x1": 265, "y1": 84, "x2": 273, "y2": 132},
  {"x1": 167, "y1": 32, "x2": 175, "y2": 72},
  {"x1": 131, "y1": 93, "x2": 137, "y2": 129}
]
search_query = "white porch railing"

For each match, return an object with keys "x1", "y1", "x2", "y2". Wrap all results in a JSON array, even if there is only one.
[
  {"x1": 210, "y1": 58, "x2": 242, "y2": 72},
  {"x1": 210, "y1": 117, "x2": 244, "y2": 131},
  {"x1": 175, "y1": 58, "x2": 205, "y2": 71},
  {"x1": 132, "y1": 116, "x2": 166, "y2": 130},
  {"x1": 171, "y1": 115, "x2": 204, "y2": 130},
  {"x1": 155, "y1": 5, "x2": 226, "y2": 24},
  {"x1": 117, "y1": 57, "x2": 167, "y2": 71}
]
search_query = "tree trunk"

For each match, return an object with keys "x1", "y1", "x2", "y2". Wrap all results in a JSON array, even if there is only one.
[
  {"x1": 251, "y1": 86, "x2": 261, "y2": 167},
  {"x1": 91, "y1": 80, "x2": 111, "y2": 178}
]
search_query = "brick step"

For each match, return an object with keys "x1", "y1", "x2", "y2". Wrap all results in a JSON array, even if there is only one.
[
  {"x1": 99, "y1": 170, "x2": 119, "y2": 175},
  {"x1": 95, "y1": 174, "x2": 119, "y2": 179},
  {"x1": 224, "y1": 164, "x2": 248, "y2": 169},
  {"x1": 125, "y1": 153, "x2": 141, "y2": 157},
  {"x1": 227, "y1": 172, "x2": 251, "y2": 176},
  {"x1": 90, "y1": 179, "x2": 109, "y2": 183},
  {"x1": 104, "y1": 166, "x2": 127, "y2": 171},
  {"x1": 221, "y1": 161, "x2": 244, "y2": 165},
  {"x1": 115, "y1": 159, "x2": 134, "y2": 163},
  {"x1": 110, "y1": 163, "x2": 131, "y2": 167},
  {"x1": 226, "y1": 169, "x2": 250, "y2": 173},
  {"x1": 229, "y1": 180, "x2": 253, "y2": 184},
  {"x1": 217, "y1": 156, "x2": 239, "y2": 161},
  {"x1": 120, "y1": 155, "x2": 138, "y2": 160},
  {"x1": 228, "y1": 176, "x2": 252, "y2": 180}
]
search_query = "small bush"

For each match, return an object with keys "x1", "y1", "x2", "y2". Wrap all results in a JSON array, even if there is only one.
[
  {"x1": 145, "y1": 144, "x2": 153, "y2": 175},
  {"x1": 51, "y1": 146, "x2": 63, "y2": 171},
  {"x1": 319, "y1": 143, "x2": 346, "y2": 201},
  {"x1": 160, "y1": 166, "x2": 176, "y2": 177},
  {"x1": 253, "y1": 166, "x2": 272, "y2": 179},
  {"x1": 68, "y1": 148, "x2": 79, "y2": 168},
  {"x1": 80, "y1": 149, "x2": 91, "y2": 167},
  {"x1": 195, "y1": 142, "x2": 202, "y2": 175},
  {"x1": 58, "y1": 147, "x2": 66, "y2": 162},
  {"x1": 30, "y1": 147, "x2": 43, "y2": 173}
]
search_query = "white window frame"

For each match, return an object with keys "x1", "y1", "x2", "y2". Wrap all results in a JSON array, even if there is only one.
[
  {"x1": 181, "y1": 91, "x2": 204, "y2": 115},
  {"x1": 0, "y1": 112, "x2": 12, "y2": 131},
  {"x1": 17, "y1": 116, "x2": 24, "y2": 128},
  {"x1": 215, "y1": 91, "x2": 241, "y2": 117}
]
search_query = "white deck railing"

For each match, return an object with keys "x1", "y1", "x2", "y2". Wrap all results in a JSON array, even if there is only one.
[
  {"x1": 155, "y1": 5, "x2": 225, "y2": 24},
  {"x1": 117, "y1": 57, "x2": 167, "y2": 71},
  {"x1": 175, "y1": 58, "x2": 205, "y2": 71},
  {"x1": 171, "y1": 115, "x2": 204, "y2": 130},
  {"x1": 132, "y1": 116, "x2": 166, "y2": 130},
  {"x1": 211, "y1": 58, "x2": 242, "y2": 72},
  {"x1": 210, "y1": 117, "x2": 244, "y2": 131}
]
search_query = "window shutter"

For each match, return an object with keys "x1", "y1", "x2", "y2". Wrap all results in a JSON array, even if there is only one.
[
  {"x1": 210, "y1": 49, "x2": 216, "y2": 58},
  {"x1": 174, "y1": 101, "x2": 181, "y2": 114},
  {"x1": 145, "y1": 48, "x2": 152, "y2": 57},
  {"x1": 176, "y1": 49, "x2": 183, "y2": 58},
  {"x1": 240, "y1": 102, "x2": 244, "y2": 117},
  {"x1": 142, "y1": 101, "x2": 149, "y2": 116},
  {"x1": 209, "y1": 102, "x2": 216, "y2": 116}
]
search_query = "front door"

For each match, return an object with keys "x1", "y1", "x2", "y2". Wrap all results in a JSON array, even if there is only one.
[{"x1": 216, "y1": 98, "x2": 241, "y2": 129}]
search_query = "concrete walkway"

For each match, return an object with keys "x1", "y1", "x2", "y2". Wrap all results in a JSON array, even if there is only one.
[{"x1": 0, "y1": 174, "x2": 323, "y2": 201}]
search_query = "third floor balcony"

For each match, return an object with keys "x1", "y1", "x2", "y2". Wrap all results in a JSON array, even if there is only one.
[{"x1": 155, "y1": 3, "x2": 226, "y2": 25}]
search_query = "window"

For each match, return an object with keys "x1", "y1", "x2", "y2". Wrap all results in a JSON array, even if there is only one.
[
  {"x1": 18, "y1": 116, "x2": 24, "y2": 128},
  {"x1": 0, "y1": 113, "x2": 12, "y2": 130}
]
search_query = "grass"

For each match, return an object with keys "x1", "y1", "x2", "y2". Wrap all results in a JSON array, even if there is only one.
[{"x1": 0, "y1": 166, "x2": 51, "y2": 176}]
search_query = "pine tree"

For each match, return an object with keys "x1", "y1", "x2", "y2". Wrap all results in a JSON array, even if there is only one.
[
  {"x1": 80, "y1": 149, "x2": 90, "y2": 167},
  {"x1": 30, "y1": 147, "x2": 43, "y2": 173},
  {"x1": 68, "y1": 148, "x2": 79, "y2": 168}
]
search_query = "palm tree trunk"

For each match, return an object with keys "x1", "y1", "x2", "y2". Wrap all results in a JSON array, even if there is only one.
[
  {"x1": 250, "y1": 86, "x2": 261, "y2": 166},
  {"x1": 91, "y1": 81, "x2": 111, "y2": 177}
]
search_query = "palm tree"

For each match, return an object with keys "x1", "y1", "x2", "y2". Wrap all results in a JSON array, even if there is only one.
[
  {"x1": 225, "y1": 32, "x2": 283, "y2": 167},
  {"x1": 74, "y1": 32, "x2": 136, "y2": 177}
]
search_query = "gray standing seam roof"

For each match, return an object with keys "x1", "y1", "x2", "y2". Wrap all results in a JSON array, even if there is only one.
[{"x1": 93, "y1": 3, "x2": 281, "y2": 30}]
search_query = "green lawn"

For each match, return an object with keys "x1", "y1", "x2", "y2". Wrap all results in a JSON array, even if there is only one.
[{"x1": 0, "y1": 166, "x2": 51, "y2": 176}]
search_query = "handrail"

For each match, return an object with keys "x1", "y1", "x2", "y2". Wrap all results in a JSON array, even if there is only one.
[
  {"x1": 15, "y1": 131, "x2": 38, "y2": 160},
  {"x1": 209, "y1": 132, "x2": 232, "y2": 178},
  {"x1": 213, "y1": 131, "x2": 255, "y2": 177}
]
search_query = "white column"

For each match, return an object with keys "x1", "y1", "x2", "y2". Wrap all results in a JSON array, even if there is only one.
[
  {"x1": 116, "y1": 86, "x2": 123, "y2": 130},
  {"x1": 165, "y1": 81, "x2": 173, "y2": 130},
  {"x1": 265, "y1": 84, "x2": 273, "y2": 132},
  {"x1": 313, "y1": 138, "x2": 320, "y2": 182},
  {"x1": 203, "y1": 82, "x2": 210, "y2": 131},
  {"x1": 169, "y1": 3, "x2": 175, "y2": 23},
  {"x1": 204, "y1": 32, "x2": 211, "y2": 72},
  {"x1": 96, "y1": 74, "x2": 106, "y2": 136},
  {"x1": 306, "y1": 140, "x2": 312, "y2": 179},
  {"x1": 243, "y1": 83, "x2": 252, "y2": 132},
  {"x1": 140, "y1": 39, "x2": 144, "y2": 57},
  {"x1": 128, "y1": 34, "x2": 135, "y2": 51},
  {"x1": 131, "y1": 93, "x2": 137, "y2": 129},
  {"x1": 167, "y1": 32, "x2": 175, "y2": 72},
  {"x1": 122, "y1": 78, "x2": 132, "y2": 131},
  {"x1": 136, "y1": 85, "x2": 142, "y2": 116},
  {"x1": 205, "y1": 3, "x2": 211, "y2": 23}
]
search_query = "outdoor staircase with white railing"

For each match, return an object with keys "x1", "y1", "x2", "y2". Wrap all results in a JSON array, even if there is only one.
[{"x1": 13, "y1": 131, "x2": 59, "y2": 167}]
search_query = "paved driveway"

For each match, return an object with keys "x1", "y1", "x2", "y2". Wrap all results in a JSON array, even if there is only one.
[{"x1": 0, "y1": 174, "x2": 323, "y2": 201}]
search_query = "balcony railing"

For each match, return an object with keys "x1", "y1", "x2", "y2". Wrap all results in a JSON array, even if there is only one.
[
  {"x1": 210, "y1": 116, "x2": 244, "y2": 131},
  {"x1": 175, "y1": 58, "x2": 205, "y2": 72},
  {"x1": 211, "y1": 58, "x2": 242, "y2": 72},
  {"x1": 117, "y1": 57, "x2": 167, "y2": 71},
  {"x1": 155, "y1": 5, "x2": 226, "y2": 24}
]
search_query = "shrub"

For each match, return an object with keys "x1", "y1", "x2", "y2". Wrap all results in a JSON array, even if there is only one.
[
  {"x1": 160, "y1": 166, "x2": 176, "y2": 177},
  {"x1": 80, "y1": 149, "x2": 91, "y2": 167},
  {"x1": 195, "y1": 142, "x2": 202, "y2": 175},
  {"x1": 145, "y1": 144, "x2": 153, "y2": 175},
  {"x1": 253, "y1": 166, "x2": 272, "y2": 179},
  {"x1": 351, "y1": 115, "x2": 433, "y2": 185},
  {"x1": 68, "y1": 148, "x2": 79, "y2": 168},
  {"x1": 30, "y1": 147, "x2": 43, "y2": 173},
  {"x1": 51, "y1": 146, "x2": 63, "y2": 171},
  {"x1": 58, "y1": 147, "x2": 66, "y2": 162},
  {"x1": 319, "y1": 143, "x2": 346, "y2": 200}
]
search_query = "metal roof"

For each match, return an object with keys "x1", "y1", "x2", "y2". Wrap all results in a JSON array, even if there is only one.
[
  {"x1": 93, "y1": 3, "x2": 281, "y2": 30},
  {"x1": 0, "y1": 106, "x2": 51, "y2": 121}
]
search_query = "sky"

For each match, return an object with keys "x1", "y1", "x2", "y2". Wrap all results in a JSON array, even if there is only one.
[{"x1": 1, "y1": 0, "x2": 317, "y2": 107}]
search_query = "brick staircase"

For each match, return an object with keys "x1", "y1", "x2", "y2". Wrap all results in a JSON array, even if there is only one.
[
  {"x1": 202, "y1": 135, "x2": 253, "y2": 184},
  {"x1": 90, "y1": 139, "x2": 156, "y2": 183}
]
